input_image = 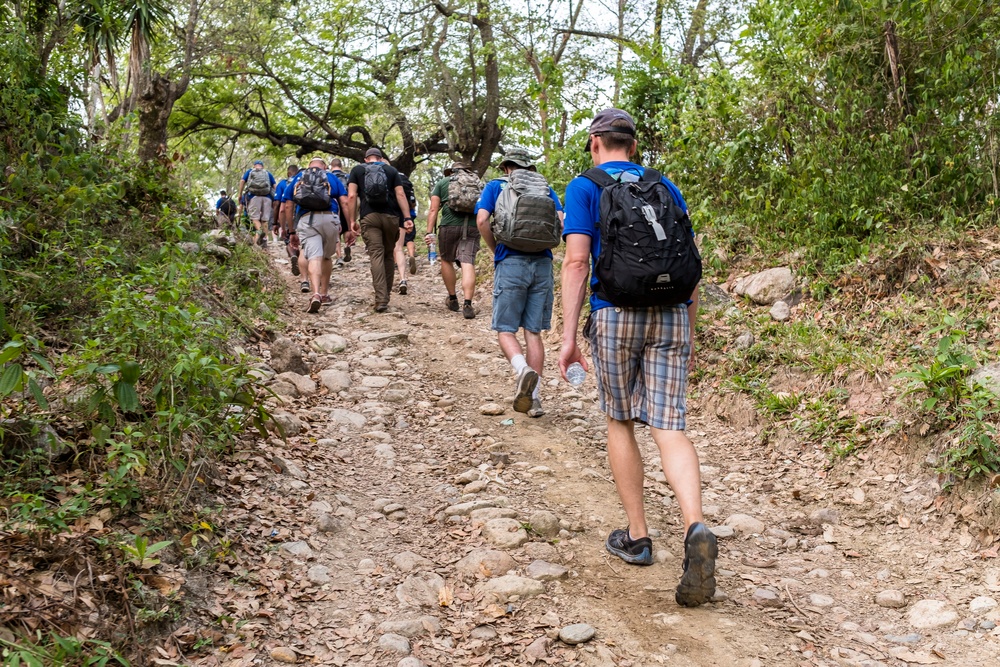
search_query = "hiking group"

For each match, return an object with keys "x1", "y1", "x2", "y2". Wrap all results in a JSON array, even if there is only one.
[{"x1": 218, "y1": 108, "x2": 717, "y2": 607}]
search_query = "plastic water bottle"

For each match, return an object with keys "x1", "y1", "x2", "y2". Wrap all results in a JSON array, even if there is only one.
[
  {"x1": 566, "y1": 362, "x2": 586, "y2": 387},
  {"x1": 427, "y1": 233, "x2": 438, "y2": 265}
]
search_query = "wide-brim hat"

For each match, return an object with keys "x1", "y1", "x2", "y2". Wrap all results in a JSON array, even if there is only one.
[
  {"x1": 498, "y1": 147, "x2": 535, "y2": 170},
  {"x1": 444, "y1": 161, "x2": 472, "y2": 176}
]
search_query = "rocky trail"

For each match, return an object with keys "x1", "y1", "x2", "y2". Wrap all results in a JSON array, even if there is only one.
[{"x1": 192, "y1": 247, "x2": 1000, "y2": 667}]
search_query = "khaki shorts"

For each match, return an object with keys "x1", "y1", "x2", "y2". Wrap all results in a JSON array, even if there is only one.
[
  {"x1": 438, "y1": 225, "x2": 480, "y2": 265},
  {"x1": 297, "y1": 212, "x2": 339, "y2": 260},
  {"x1": 247, "y1": 195, "x2": 272, "y2": 222}
]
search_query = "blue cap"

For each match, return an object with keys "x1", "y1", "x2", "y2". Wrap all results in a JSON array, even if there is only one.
[{"x1": 253, "y1": 160, "x2": 264, "y2": 166}]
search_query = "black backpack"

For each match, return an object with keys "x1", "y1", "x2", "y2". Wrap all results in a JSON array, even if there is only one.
[
  {"x1": 219, "y1": 196, "x2": 237, "y2": 217},
  {"x1": 293, "y1": 167, "x2": 332, "y2": 211},
  {"x1": 399, "y1": 173, "x2": 417, "y2": 213},
  {"x1": 582, "y1": 167, "x2": 701, "y2": 308},
  {"x1": 363, "y1": 163, "x2": 389, "y2": 205}
]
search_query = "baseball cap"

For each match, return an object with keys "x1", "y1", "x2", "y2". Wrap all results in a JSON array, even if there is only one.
[
  {"x1": 443, "y1": 161, "x2": 472, "y2": 176},
  {"x1": 498, "y1": 147, "x2": 536, "y2": 170},
  {"x1": 365, "y1": 147, "x2": 384, "y2": 158},
  {"x1": 589, "y1": 108, "x2": 636, "y2": 135},
  {"x1": 253, "y1": 160, "x2": 264, "y2": 165}
]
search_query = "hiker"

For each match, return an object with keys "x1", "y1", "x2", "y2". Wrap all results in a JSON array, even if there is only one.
[
  {"x1": 392, "y1": 170, "x2": 419, "y2": 295},
  {"x1": 238, "y1": 160, "x2": 276, "y2": 247},
  {"x1": 475, "y1": 147, "x2": 563, "y2": 416},
  {"x1": 425, "y1": 161, "x2": 483, "y2": 318},
  {"x1": 215, "y1": 190, "x2": 237, "y2": 227},
  {"x1": 276, "y1": 165, "x2": 309, "y2": 292},
  {"x1": 285, "y1": 157, "x2": 350, "y2": 313},
  {"x1": 558, "y1": 109, "x2": 716, "y2": 607},
  {"x1": 328, "y1": 158, "x2": 353, "y2": 265},
  {"x1": 346, "y1": 148, "x2": 413, "y2": 312}
]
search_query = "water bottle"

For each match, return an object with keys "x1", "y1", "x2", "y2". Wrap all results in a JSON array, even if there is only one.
[
  {"x1": 427, "y1": 233, "x2": 438, "y2": 264},
  {"x1": 566, "y1": 362, "x2": 586, "y2": 387}
]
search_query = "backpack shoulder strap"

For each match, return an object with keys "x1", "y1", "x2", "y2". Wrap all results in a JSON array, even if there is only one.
[
  {"x1": 581, "y1": 168, "x2": 617, "y2": 189},
  {"x1": 640, "y1": 167, "x2": 662, "y2": 183}
]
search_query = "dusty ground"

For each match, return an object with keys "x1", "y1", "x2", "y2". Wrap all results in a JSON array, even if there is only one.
[{"x1": 187, "y1": 246, "x2": 1000, "y2": 667}]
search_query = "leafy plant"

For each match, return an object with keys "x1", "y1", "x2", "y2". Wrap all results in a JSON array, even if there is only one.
[{"x1": 121, "y1": 534, "x2": 173, "y2": 569}]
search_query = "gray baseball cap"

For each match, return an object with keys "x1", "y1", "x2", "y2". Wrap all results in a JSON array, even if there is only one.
[
  {"x1": 498, "y1": 147, "x2": 536, "y2": 169},
  {"x1": 365, "y1": 147, "x2": 384, "y2": 158},
  {"x1": 589, "y1": 108, "x2": 636, "y2": 134}
]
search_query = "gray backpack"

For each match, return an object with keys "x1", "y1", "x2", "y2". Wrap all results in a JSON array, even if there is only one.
[
  {"x1": 447, "y1": 170, "x2": 483, "y2": 213},
  {"x1": 246, "y1": 169, "x2": 272, "y2": 196},
  {"x1": 492, "y1": 170, "x2": 561, "y2": 252}
]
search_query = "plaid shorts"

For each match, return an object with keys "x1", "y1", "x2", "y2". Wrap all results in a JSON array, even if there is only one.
[{"x1": 585, "y1": 304, "x2": 691, "y2": 430}]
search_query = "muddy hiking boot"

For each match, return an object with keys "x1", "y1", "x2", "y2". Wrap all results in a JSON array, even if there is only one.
[
  {"x1": 675, "y1": 522, "x2": 718, "y2": 607},
  {"x1": 446, "y1": 295, "x2": 460, "y2": 312},
  {"x1": 343, "y1": 246, "x2": 352, "y2": 262},
  {"x1": 290, "y1": 255, "x2": 300, "y2": 276},
  {"x1": 605, "y1": 528, "x2": 653, "y2": 566},
  {"x1": 512, "y1": 367, "x2": 539, "y2": 414},
  {"x1": 408, "y1": 255, "x2": 417, "y2": 275},
  {"x1": 399, "y1": 281, "x2": 408, "y2": 295}
]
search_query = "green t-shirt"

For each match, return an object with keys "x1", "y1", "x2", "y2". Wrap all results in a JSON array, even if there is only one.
[{"x1": 432, "y1": 177, "x2": 476, "y2": 227}]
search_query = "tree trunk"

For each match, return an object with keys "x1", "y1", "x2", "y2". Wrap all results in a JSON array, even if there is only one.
[
  {"x1": 613, "y1": 0, "x2": 625, "y2": 105},
  {"x1": 137, "y1": 73, "x2": 186, "y2": 162},
  {"x1": 653, "y1": 0, "x2": 665, "y2": 59},
  {"x1": 682, "y1": 0, "x2": 710, "y2": 67}
]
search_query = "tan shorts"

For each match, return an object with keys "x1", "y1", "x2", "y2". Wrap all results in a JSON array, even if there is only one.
[
  {"x1": 438, "y1": 225, "x2": 481, "y2": 265},
  {"x1": 297, "y1": 212, "x2": 339, "y2": 260},
  {"x1": 247, "y1": 196, "x2": 272, "y2": 222}
]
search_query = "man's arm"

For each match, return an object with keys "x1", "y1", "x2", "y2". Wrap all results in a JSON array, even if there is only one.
[
  {"x1": 425, "y1": 195, "x2": 441, "y2": 242},
  {"x1": 347, "y1": 183, "x2": 359, "y2": 232},
  {"x1": 558, "y1": 233, "x2": 592, "y2": 379},
  {"x1": 237, "y1": 179, "x2": 247, "y2": 208},
  {"x1": 394, "y1": 185, "x2": 413, "y2": 231},
  {"x1": 476, "y1": 209, "x2": 495, "y2": 252}
]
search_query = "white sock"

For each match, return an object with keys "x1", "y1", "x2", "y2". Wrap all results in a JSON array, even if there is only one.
[
  {"x1": 511, "y1": 354, "x2": 528, "y2": 375},
  {"x1": 532, "y1": 383, "x2": 541, "y2": 400}
]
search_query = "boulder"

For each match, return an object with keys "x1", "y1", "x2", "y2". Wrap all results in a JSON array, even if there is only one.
[
  {"x1": 699, "y1": 283, "x2": 733, "y2": 313},
  {"x1": 733, "y1": 267, "x2": 795, "y2": 305},
  {"x1": 276, "y1": 372, "x2": 317, "y2": 397},
  {"x1": 270, "y1": 337, "x2": 309, "y2": 375}
]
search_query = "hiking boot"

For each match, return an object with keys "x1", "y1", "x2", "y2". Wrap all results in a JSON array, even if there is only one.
[
  {"x1": 300, "y1": 281, "x2": 310, "y2": 293},
  {"x1": 605, "y1": 528, "x2": 653, "y2": 566},
  {"x1": 527, "y1": 398, "x2": 545, "y2": 418},
  {"x1": 399, "y1": 281, "x2": 408, "y2": 295},
  {"x1": 335, "y1": 258, "x2": 344, "y2": 268},
  {"x1": 675, "y1": 522, "x2": 718, "y2": 607},
  {"x1": 343, "y1": 246, "x2": 351, "y2": 262},
  {"x1": 463, "y1": 303, "x2": 475, "y2": 319},
  {"x1": 512, "y1": 367, "x2": 539, "y2": 414},
  {"x1": 446, "y1": 296, "x2": 460, "y2": 312},
  {"x1": 257, "y1": 232, "x2": 267, "y2": 247},
  {"x1": 374, "y1": 303, "x2": 389, "y2": 313},
  {"x1": 408, "y1": 256, "x2": 417, "y2": 275},
  {"x1": 290, "y1": 255, "x2": 300, "y2": 276},
  {"x1": 307, "y1": 294, "x2": 322, "y2": 314}
]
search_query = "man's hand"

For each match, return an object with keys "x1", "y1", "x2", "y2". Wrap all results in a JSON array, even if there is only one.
[
  {"x1": 403, "y1": 219, "x2": 414, "y2": 232},
  {"x1": 558, "y1": 340, "x2": 589, "y2": 382},
  {"x1": 424, "y1": 232, "x2": 436, "y2": 245}
]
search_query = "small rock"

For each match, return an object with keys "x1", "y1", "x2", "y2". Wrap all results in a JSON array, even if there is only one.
[
  {"x1": 378, "y1": 633, "x2": 411, "y2": 654},
  {"x1": 270, "y1": 337, "x2": 309, "y2": 375},
  {"x1": 307, "y1": 565, "x2": 331, "y2": 584},
  {"x1": 272, "y1": 456, "x2": 307, "y2": 480},
  {"x1": 444, "y1": 500, "x2": 496, "y2": 516},
  {"x1": 482, "y1": 518, "x2": 529, "y2": 549},
  {"x1": 970, "y1": 596, "x2": 998, "y2": 614},
  {"x1": 769, "y1": 300, "x2": 790, "y2": 321},
  {"x1": 476, "y1": 574, "x2": 545, "y2": 602},
  {"x1": 317, "y1": 514, "x2": 342, "y2": 533},
  {"x1": 392, "y1": 551, "x2": 433, "y2": 573},
  {"x1": 319, "y1": 369, "x2": 352, "y2": 392},
  {"x1": 362, "y1": 376, "x2": 391, "y2": 388},
  {"x1": 329, "y1": 408, "x2": 367, "y2": 428},
  {"x1": 969, "y1": 363, "x2": 1000, "y2": 396},
  {"x1": 465, "y1": 480, "x2": 488, "y2": 494},
  {"x1": 311, "y1": 334, "x2": 348, "y2": 354},
  {"x1": 810, "y1": 508, "x2": 841, "y2": 525},
  {"x1": 276, "y1": 372, "x2": 317, "y2": 396},
  {"x1": 654, "y1": 549, "x2": 671, "y2": 564},
  {"x1": 525, "y1": 560, "x2": 569, "y2": 581},
  {"x1": 908, "y1": 599, "x2": 959, "y2": 629},
  {"x1": 733, "y1": 267, "x2": 795, "y2": 305},
  {"x1": 724, "y1": 513, "x2": 765, "y2": 535},
  {"x1": 809, "y1": 593, "x2": 834, "y2": 608},
  {"x1": 377, "y1": 616, "x2": 441, "y2": 638},
  {"x1": 525, "y1": 637, "x2": 550, "y2": 660},
  {"x1": 270, "y1": 412, "x2": 304, "y2": 436},
  {"x1": 455, "y1": 549, "x2": 515, "y2": 579},
  {"x1": 710, "y1": 525, "x2": 735, "y2": 539},
  {"x1": 558, "y1": 623, "x2": 596, "y2": 645},
  {"x1": 528, "y1": 510, "x2": 561, "y2": 538},
  {"x1": 397, "y1": 659, "x2": 426, "y2": 667},
  {"x1": 876, "y1": 590, "x2": 907, "y2": 609},
  {"x1": 396, "y1": 573, "x2": 446, "y2": 607},
  {"x1": 753, "y1": 588, "x2": 783, "y2": 608},
  {"x1": 358, "y1": 558, "x2": 376, "y2": 573},
  {"x1": 470, "y1": 507, "x2": 519, "y2": 524},
  {"x1": 523, "y1": 542, "x2": 559, "y2": 562},
  {"x1": 359, "y1": 331, "x2": 409, "y2": 344},
  {"x1": 734, "y1": 331, "x2": 755, "y2": 349},
  {"x1": 470, "y1": 626, "x2": 497, "y2": 640},
  {"x1": 885, "y1": 633, "x2": 922, "y2": 645},
  {"x1": 280, "y1": 541, "x2": 313, "y2": 559},
  {"x1": 270, "y1": 646, "x2": 297, "y2": 663},
  {"x1": 479, "y1": 403, "x2": 506, "y2": 416}
]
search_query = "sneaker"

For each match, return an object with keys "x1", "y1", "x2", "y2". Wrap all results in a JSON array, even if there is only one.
[
  {"x1": 605, "y1": 528, "x2": 653, "y2": 566},
  {"x1": 306, "y1": 295, "x2": 322, "y2": 314},
  {"x1": 399, "y1": 281, "x2": 408, "y2": 295},
  {"x1": 374, "y1": 303, "x2": 389, "y2": 313},
  {"x1": 512, "y1": 367, "x2": 539, "y2": 414},
  {"x1": 446, "y1": 296, "x2": 460, "y2": 312},
  {"x1": 343, "y1": 246, "x2": 351, "y2": 262},
  {"x1": 463, "y1": 303, "x2": 475, "y2": 319},
  {"x1": 335, "y1": 258, "x2": 344, "y2": 268},
  {"x1": 300, "y1": 281, "x2": 310, "y2": 293},
  {"x1": 527, "y1": 398, "x2": 545, "y2": 418},
  {"x1": 675, "y1": 523, "x2": 718, "y2": 607},
  {"x1": 408, "y1": 256, "x2": 417, "y2": 275},
  {"x1": 290, "y1": 255, "x2": 300, "y2": 276},
  {"x1": 320, "y1": 295, "x2": 333, "y2": 307}
]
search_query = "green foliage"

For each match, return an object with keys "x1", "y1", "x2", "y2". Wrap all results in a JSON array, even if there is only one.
[{"x1": 0, "y1": 633, "x2": 126, "y2": 667}]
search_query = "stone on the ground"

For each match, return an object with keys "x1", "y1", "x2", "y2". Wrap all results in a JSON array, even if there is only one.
[
  {"x1": 270, "y1": 337, "x2": 309, "y2": 375},
  {"x1": 969, "y1": 363, "x2": 1000, "y2": 396},
  {"x1": 528, "y1": 510, "x2": 561, "y2": 538},
  {"x1": 317, "y1": 513, "x2": 342, "y2": 533},
  {"x1": 476, "y1": 574, "x2": 545, "y2": 602},
  {"x1": 733, "y1": 267, "x2": 795, "y2": 305},
  {"x1": 329, "y1": 408, "x2": 366, "y2": 428},
  {"x1": 455, "y1": 549, "x2": 515, "y2": 579},
  {"x1": 319, "y1": 369, "x2": 352, "y2": 393},
  {"x1": 558, "y1": 623, "x2": 596, "y2": 645},
  {"x1": 876, "y1": 590, "x2": 906, "y2": 609},
  {"x1": 479, "y1": 403, "x2": 506, "y2": 416},
  {"x1": 907, "y1": 599, "x2": 958, "y2": 629},
  {"x1": 271, "y1": 380, "x2": 298, "y2": 398},
  {"x1": 359, "y1": 331, "x2": 409, "y2": 344},
  {"x1": 307, "y1": 565, "x2": 331, "y2": 584},
  {"x1": 396, "y1": 573, "x2": 447, "y2": 607},
  {"x1": 377, "y1": 616, "x2": 441, "y2": 638},
  {"x1": 724, "y1": 513, "x2": 765, "y2": 535},
  {"x1": 525, "y1": 560, "x2": 568, "y2": 581},
  {"x1": 397, "y1": 658, "x2": 426, "y2": 667},
  {"x1": 470, "y1": 507, "x2": 519, "y2": 524},
  {"x1": 525, "y1": 637, "x2": 550, "y2": 660},
  {"x1": 734, "y1": 331, "x2": 755, "y2": 350},
  {"x1": 362, "y1": 375, "x2": 391, "y2": 388},
  {"x1": 445, "y1": 499, "x2": 496, "y2": 516},
  {"x1": 279, "y1": 541, "x2": 312, "y2": 559},
  {"x1": 753, "y1": 588, "x2": 782, "y2": 608},
  {"x1": 202, "y1": 243, "x2": 232, "y2": 259},
  {"x1": 810, "y1": 508, "x2": 841, "y2": 525},
  {"x1": 276, "y1": 372, "x2": 317, "y2": 396},
  {"x1": 455, "y1": 469, "x2": 480, "y2": 485},
  {"x1": 358, "y1": 559, "x2": 376, "y2": 573},
  {"x1": 808, "y1": 593, "x2": 834, "y2": 608},
  {"x1": 524, "y1": 542, "x2": 559, "y2": 562},
  {"x1": 770, "y1": 300, "x2": 790, "y2": 321},
  {"x1": 272, "y1": 456, "x2": 307, "y2": 480},
  {"x1": 699, "y1": 283, "x2": 733, "y2": 312},
  {"x1": 710, "y1": 525, "x2": 735, "y2": 539},
  {"x1": 270, "y1": 646, "x2": 297, "y2": 663},
  {"x1": 464, "y1": 479, "x2": 488, "y2": 494},
  {"x1": 378, "y1": 633, "x2": 411, "y2": 654},
  {"x1": 482, "y1": 518, "x2": 529, "y2": 549},
  {"x1": 970, "y1": 596, "x2": 998, "y2": 614},
  {"x1": 374, "y1": 443, "x2": 396, "y2": 460},
  {"x1": 311, "y1": 333, "x2": 348, "y2": 354},
  {"x1": 392, "y1": 551, "x2": 433, "y2": 573},
  {"x1": 270, "y1": 412, "x2": 304, "y2": 436},
  {"x1": 654, "y1": 549, "x2": 671, "y2": 564}
]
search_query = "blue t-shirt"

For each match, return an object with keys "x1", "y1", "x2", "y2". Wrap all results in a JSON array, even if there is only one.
[
  {"x1": 215, "y1": 196, "x2": 226, "y2": 210},
  {"x1": 475, "y1": 176, "x2": 564, "y2": 263},
  {"x1": 562, "y1": 161, "x2": 690, "y2": 312},
  {"x1": 242, "y1": 169, "x2": 276, "y2": 199},
  {"x1": 274, "y1": 179, "x2": 290, "y2": 203},
  {"x1": 283, "y1": 170, "x2": 348, "y2": 216}
]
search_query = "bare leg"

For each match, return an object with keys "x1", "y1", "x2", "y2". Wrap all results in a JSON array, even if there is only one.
[
  {"x1": 393, "y1": 231, "x2": 406, "y2": 285},
  {"x1": 606, "y1": 418, "x2": 649, "y2": 538},
  {"x1": 497, "y1": 332, "x2": 524, "y2": 363},
  {"x1": 441, "y1": 261, "x2": 458, "y2": 296},
  {"x1": 307, "y1": 256, "x2": 323, "y2": 295},
  {"x1": 650, "y1": 428, "x2": 704, "y2": 531},
  {"x1": 320, "y1": 258, "x2": 333, "y2": 295},
  {"x1": 460, "y1": 262, "x2": 476, "y2": 301},
  {"x1": 523, "y1": 330, "x2": 544, "y2": 375}
]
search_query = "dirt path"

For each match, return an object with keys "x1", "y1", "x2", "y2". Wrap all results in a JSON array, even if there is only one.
[{"x1": 201, "y1": 248, "x2": 1000, "y2": 667}]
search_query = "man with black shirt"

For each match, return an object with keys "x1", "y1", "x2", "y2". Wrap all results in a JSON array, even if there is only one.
[{"x1": 346, "y1": 148, "x2": 414, "y2": 312}]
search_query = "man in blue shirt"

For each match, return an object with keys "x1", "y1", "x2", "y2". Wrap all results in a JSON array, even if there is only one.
[
  {"x1": 476, "y1": 147, "x2": 563, "y2": 418},
  {"x1": 238, "y1": 160, "x2": 276, "y2": 247},
  {"x1": 273, "y1": 165, "x2": 308, "y2": 290},
  {"x1": 215, "y1": 190, "x2": 236, "y2": 227},
  {"x1": 284, "y1": 157, "x2": 350, "y2": 313},
  {"x1": 559, "y1": 109, "x2": 717, "y2": 607}
]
